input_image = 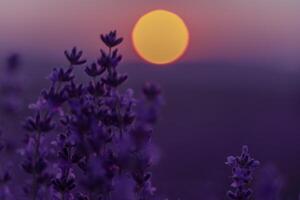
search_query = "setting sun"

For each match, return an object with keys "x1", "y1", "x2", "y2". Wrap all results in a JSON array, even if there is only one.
[{"x1": 132, "y1": 10, "x2": 189, "y2": 65}]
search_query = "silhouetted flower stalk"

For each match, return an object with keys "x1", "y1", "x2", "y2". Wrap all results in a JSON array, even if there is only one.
[
  {"x1": 51, "y1": 134, "x2": 77, "y2": 200},
  {"x1": 226, "y1": 146, "x2": 260, "y2": 200},
  {"x1": 100, "y1": 31, "x2": 123, "y2": 48},
  {"x1": 22, "y1": 112, "x2": 55, "y2": 200},
  {"x1": 130, "y1": 82, "x2": 162, "y2": 200},
  {"x1": 64, "y1": 47, "x2": 87, "y2": 66}
]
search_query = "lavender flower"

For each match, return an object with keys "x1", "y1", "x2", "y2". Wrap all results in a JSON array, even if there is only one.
[
  {"x1": 85, "y1": 62, "x2": 105, "y2": 78},
  {"x1": 87, "y1": 81, "x2": 105, "y2": 97},
  {"x1": 226, "y1": 146, "x2": 260, "y2": 200},
  {"x1": 64, "y1": 47, "x2": 87, "y2": 66},
  {"x1": 19, "y1": 30, "x2": 163, "y2": 200},
  {"x1": 100, "y1": 30, "x2": 123, "y2": 48},
  {"x1": 52, "y1": 167, "x2": 76, "y2": 199},
  {"x1": 22, "y1": 112, "x2": 55, "y2": 200},
  {"x1": 126, "y1": 83, "x2": 163, "y2": 200},
  {"x1": 23, "y1": 112, "x2": 55, "y2": 133},
  {"x1": 41, "y1": 86, "x2": 68, "y2": 110},
  {"x1": 138, "y1": 82, "x2": 163, "y2": 124},
  {"x1": 48, "y1": 67, "x2": 74, "y2": 83}
]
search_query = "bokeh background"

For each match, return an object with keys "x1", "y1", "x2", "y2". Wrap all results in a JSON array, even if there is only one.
[{"x1": 1, "y1": 0, "x2": 300, "y2": 199}]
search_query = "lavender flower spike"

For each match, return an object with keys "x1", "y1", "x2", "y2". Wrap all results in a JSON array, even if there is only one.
[
  {"x1": 64, "y1": 47, "x2": 87, "y2": 66},
  {"x1": 100, "y1": 30, "x2": 123, "y2": 48},
  {"x1": 226, "y1": 145, "x2": 260, "y2": 200}
]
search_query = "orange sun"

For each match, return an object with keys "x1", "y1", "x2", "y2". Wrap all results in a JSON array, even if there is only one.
[{"x1": 132, "y1": 10, "x2": 189, "y2": 65}]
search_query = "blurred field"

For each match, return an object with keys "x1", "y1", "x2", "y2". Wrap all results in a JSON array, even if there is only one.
[{"x1": 2, "y1": 58, "x2": 300, "y2": 199}]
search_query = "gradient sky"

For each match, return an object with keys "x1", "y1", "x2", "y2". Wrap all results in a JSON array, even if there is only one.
[{"x1": 1, "y1": 0, "x2": 300, "y2": 64}]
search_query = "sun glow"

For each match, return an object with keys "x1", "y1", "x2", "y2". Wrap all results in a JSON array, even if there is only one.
[{"x1": 132, "y1": 10, "x2": 189, "y2": 65}]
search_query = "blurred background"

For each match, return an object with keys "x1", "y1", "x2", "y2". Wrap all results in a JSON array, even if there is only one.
[{"x1": 1, "y1": 0, "x2": 300, "y2": 199}]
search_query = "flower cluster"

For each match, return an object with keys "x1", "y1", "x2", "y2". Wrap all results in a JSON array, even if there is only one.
[
  {"x1": 226, "y1": 146, "x2": 260, "y2": 200},
  {"x1": 0, "y1": 30, "x2": 285, "y2": 200},
  {"x1": 20, "y1": 31, "x2": 163, "y2": 200},
  {"x1": 21, "y1": 112, "x2": 55, "y2": 200}
]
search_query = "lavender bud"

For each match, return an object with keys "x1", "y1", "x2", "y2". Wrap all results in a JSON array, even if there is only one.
[
  {"x1": 226, "y1": 146, "x2": 260, "y2": 200},
  {"x1": 64, "y1": 47, "x2": 87, "y2": 66}
]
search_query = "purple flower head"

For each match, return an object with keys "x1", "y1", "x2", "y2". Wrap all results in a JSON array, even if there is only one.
[
  {"x1": 48, "y1": 67, "x2": 74, "y2": 84},
  {"x1": 65, "y1": 81, "x2": 84, "y2": 99},
  {"x1": 110, "y1": 49, "x2": 123, "y2": 67},
  {"x1": 137, "y1": 82, "x2": 163, "y2": 125},
  {"x1": 98, "y1": 49, "x2": 122, "y2": 69},
  {"x1": 20, "y1": 134, "x2": 53, "y2": 199},
  {"x1": 226, "y1": 145, "x2": 260, "y2": 200},
  {"x1": 87, "y1": 81, "x2": 105, "y2": 97},
  {"x1": 52, "y1": 168, "x2": 76, "y2": 194},
  {"x1": 102, "y1": 71, "x2": 128, "y2": 88},
  {"x1": 100, "y1": 30, "x2": 123, "y2": 48},
  {"x1": 64, "y1": 47, "x2": 87, "y2": 66},
  {"x1": 23, "y1": 112, "x2": 55, "y2": 133},
  {"x1": 85, "y1": 62, "x2": 105, "y2": 77},
  {"x1": 51, "y1": 131, "x2": 82, "y2": 199},
  {"x1": 58, "y1": 135, "x2": 83, "y2": 163},
  {"x1": 97, "y1": 50, "x2": 111, "y2": 68},
  {"x1": 41, "y1": 86, "x2": 68, "y2": 109}
]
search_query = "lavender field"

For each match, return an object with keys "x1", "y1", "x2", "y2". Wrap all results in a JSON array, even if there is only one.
[
  {"x1": 1, "y1": 0, "x2": 300, "y2": 200},
  {"x1": 1, "y1": 42, "x2": 300, "y2": 199}
]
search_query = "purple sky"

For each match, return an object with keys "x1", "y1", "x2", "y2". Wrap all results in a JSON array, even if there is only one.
[{"x1": 1, "y1": 0, "x2": 300, "y2": 64}]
